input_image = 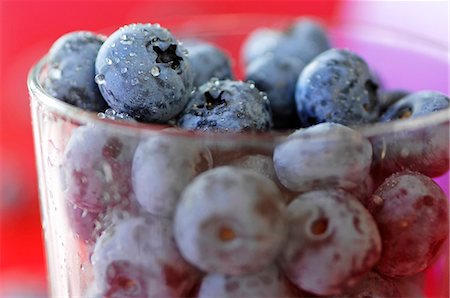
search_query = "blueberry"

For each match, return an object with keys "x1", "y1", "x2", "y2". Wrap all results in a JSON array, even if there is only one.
[
  {"x1": 246, "y1": 54, "x2": 304, "y2": 128},
  {"x1": 393, "y1": 273, "x2": 425, "y2": 297},
  {"x1": 241, "y1": 28, "x2": 281, "y2": 66},
  {"x1": 372, "y1": 171, "x2": 449, "y2": 277},
  {"x1": 380, "y1": 90, "x2": 449, "y2": 121},
  {"x1": 331, "y1": 271, "x2": 400, "y2": 298},
  {"x1": 132, "y1": 133, "x2": 212, "y2": 217},
  {"x1": 351, "y1": 175, "x2": 375, "y2": 203},
  {"x1": 273, "y1": 123, "x2": 373, "y2": 193},
  {"x1": 174, "y1": 166, "x2": 287, "y2": 275},
  {"x1": 184, "y1": 40, "x2": 234, "y2": 87},
  {"x1": 91, "y1": 215, "x2": 200, "y2": 297},
  {"x1": 95, "y1": 23, "x2": 194, "y2": 123},
  {"x1": 43, "y1": 31, "x2": 108, "y2": 112},
  {"x1": 295, "y1": 49, "x2": 380, "y2": 126},
  {"x1": 372, "y1": 91, "x2": 449, "y2": 177},
  {"x1": 275, "y1": 18, "x2": 331, "y2": 64},
  {"x1": 198, "y1": 265, "x2": 297, "y2": 298},
  {"x1": 378, "y1": 89, "x2": 409, "y2": 114},
  {"x1": 66, "y1": 201, "x2": 101, "y2": 243},
  {"x1": 280, "y1": 189, "x2": 381, "y2": 296},
  {"x1": 177, "y1": 79, "x2": 273, "y2": 132},
  {"x1": 230, "y1": 154, "x2": 297, "y2": 204},
  {"x1": 63, "y1": 125, "x2": 138, "y2": 212}
]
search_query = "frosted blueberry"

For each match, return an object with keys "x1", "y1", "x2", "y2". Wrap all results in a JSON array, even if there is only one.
[
  {"x1": 95, "y1": 23, "x2": 194, "y2": 123},
  {"x1": 174, "y1": 166, "x2": 287, "y2": 275},
  {"x1": 43, "y1": 31, "x2": 108, "y2": 111},
  {"x1": 273, "y1": 123, "x2": 372, "y2": 193},
  {"x1": 280, "y1": 189, "x2": 381, "y2": 296}
]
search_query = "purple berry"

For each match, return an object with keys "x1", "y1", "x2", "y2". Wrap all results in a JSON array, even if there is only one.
[
  {"x1": 63, "y1": 125, "x2": 138, "y2": 212},
  {"x1": 66, "y1": 201, "x2": 101, "y2": 242},
  {"x1": 174, "y1": 166, "x2": 287, "y2": 275},
  {"x1": 198, "y1": 265, "x2": 297, "y2": 298},
  {"x1": 91, "y1": 215, "x2": 200, "y2": 297},
  {"x1": 372, "y1": 91, "x2": 449, "y2": 177},
  {"x1": 132, "y1": 134, "x2": 212, "y2": 217},
  {"x1": 273, "y1": 123, "x2": 372, "y2": 193},
  {"x1": 331, "y1": 271, "x2": 400, "y2": 298},
  {"x1": 392, "y1": 273, "x2": 425, "y2": 297},
  {"x1": 280, "y1": 190, "x2": 381, "y2": 296},
  {"x1": 373, "y1": 171, "x2": 449, "y2": 277}
]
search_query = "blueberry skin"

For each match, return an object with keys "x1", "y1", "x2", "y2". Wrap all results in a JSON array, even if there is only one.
[
  {"x1": 241, "y1": 28, "x2": 281, "y2": 66},
  {"x1": 132, "y1": 134, "x2": 212, "y2": 217},
  {"x1": 380, "y1": 91, "x2": 448, "y2": 121},
  {"x1": 95, "y1": 23, "x2": 194, "y2": 123},
  {"x1": 372, "y1": 91, "x2": 449, "y2": 177},
  {"x1": 295, "y1": 49, "x2": 380, "y2": 126},
  {"x1": 178, "y1": 79, "x2": 273, "y2": 132},
  {"x1": 273, "y1": 123, "x2": 373, "y2": 193},
  {"x1": 184, "y1": 40, "x2": 234, "y2": 87},
  {"x1": 329, "y1": 271, "x2": 400, "y2": 298},
  {"x1": 246, "y1": 54, "x2": 304, "y2": 129},
  {"x1": 378, "y1": 89, "x2": 409, "y2": 114},
  {"x1": 198, "y1": 265, "x2": 297, "y2": 298},
  {"x1": 373, "y1": 171, "x2": 449, "y2": 277},
  {"x1": 63, "y1": 125, "x2": 138, "y2": 212},
  {"x1": 43, "y1": 31, "x2": 108, "y2": 112},
  {"x1": 174, "y1": 166, "x2": 287, "y2": 275},
  {"x1": 91, "y1": 215, "x2": 200, "y2": 297},
  {"x1": 280, "y1": 189, "x2": 381, "y2": 296},
  {"x1": 275, "y1": 18, "x2": 331, "y2": 65}
]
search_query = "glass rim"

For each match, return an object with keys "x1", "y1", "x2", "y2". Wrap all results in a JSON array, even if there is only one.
[{"x1": 27, "y1": 16, "x2": 450, "y2": 142}]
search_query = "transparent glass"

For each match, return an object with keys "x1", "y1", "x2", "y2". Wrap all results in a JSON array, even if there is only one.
[{"x1": 28, "y1": 15, "x2": 449, "y2": 297}]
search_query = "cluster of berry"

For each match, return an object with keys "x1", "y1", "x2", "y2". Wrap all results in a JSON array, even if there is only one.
[{"x1": 41, "y1": 18, "x2": 449, "y2": 297}]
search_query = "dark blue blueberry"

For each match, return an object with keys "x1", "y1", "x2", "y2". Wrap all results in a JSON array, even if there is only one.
[
  {"x1": 372, "y1": 91, "x2": 449, "y2": 177},
  {"x1": 95, "y1": 23, "x2": 194, "y2": 123},
  {"x1": 184, "y1": 40, "x2": 234, "y2": 87},
  {"x1": 177, "y1": 79, "x2": 273, "y2": 132},
  {"x1": 275, "y1": 18, "x2": 331, "y2": 65},
  {"x1": 379, "y1": 89, "x2": 409, "y2": 114},
  {"x1": 241, "y1": 28, "x2": 281, "y2": 66},
  {"x1": 380, "y1": 91, "x2": 448, "y2": 121},
  {"x1": 246, "y1": 54, "x2": 304, "y2": 128},
  {"x1": 295, "y1": 49, "x2": 380, "y2": 126},
  {"x1": 43, "y1": 31, "x2": 108, "y2": 112}
]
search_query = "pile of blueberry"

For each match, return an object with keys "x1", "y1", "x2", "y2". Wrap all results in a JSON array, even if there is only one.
[{"x1": 42, "y1": 19, "x2": 449, "y2": 297}]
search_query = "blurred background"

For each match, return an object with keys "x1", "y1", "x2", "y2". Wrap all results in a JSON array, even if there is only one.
[{"x1": 0, "y1": 0, "x2": 448, "y2": 297}]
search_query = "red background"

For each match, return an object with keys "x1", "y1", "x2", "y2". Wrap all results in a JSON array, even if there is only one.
[{"x1": 0, "y1": 0, "x2": 340, "y2": 292}]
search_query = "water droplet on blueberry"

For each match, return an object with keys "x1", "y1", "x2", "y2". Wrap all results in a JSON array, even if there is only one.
[
  {"x1": 95, "y1": 74, "x2": 106, "y2": 85},
  {"x1": 150, "y1": 66, "x2": 160, "y2": 77}
]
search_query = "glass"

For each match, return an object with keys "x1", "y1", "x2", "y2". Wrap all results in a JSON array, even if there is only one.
[{"x1": 28, "y1": 15, "x2": 449, "y2": 297}]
